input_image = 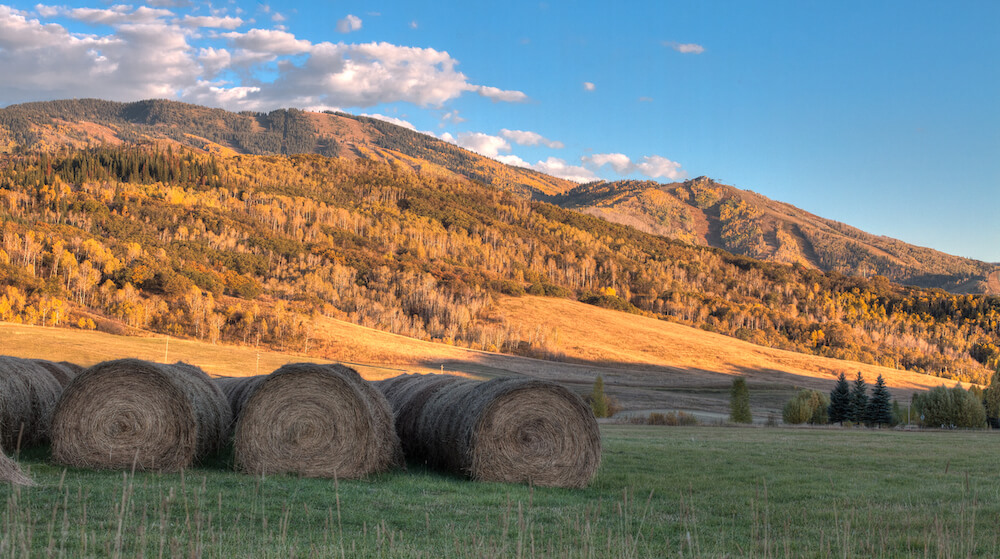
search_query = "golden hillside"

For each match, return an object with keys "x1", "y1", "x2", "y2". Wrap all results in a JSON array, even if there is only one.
[{"x1": 0, "y1": 293, "x2": 961, "y2": 420}]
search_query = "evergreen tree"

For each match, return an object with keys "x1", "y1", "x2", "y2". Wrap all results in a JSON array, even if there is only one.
[
  {"x1": 848, "y1": 372, "x2": 868, "y2": 424},
  {"x1": 729, "y1": 377, "x2": 752, "y2": 424},
  {"x1": 866, "y1": 374, "x2": 893, "y2": 427},
  {"x1": 983, "y1": 366, "x2": 1000, "y2": 428},
  {"x1": 587, "y1": 375, "x2": 610, "y2": 418},
  {"x1": 828, "y1": 372, "x2": 851, "y2": 424}
]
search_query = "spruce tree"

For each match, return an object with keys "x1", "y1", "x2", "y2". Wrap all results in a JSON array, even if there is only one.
[
  {"x1": 848, "y1": 371, "x2": 868, "y2": 424},
  {"x1": 866, "y1": 374, "x2": 893, "y2": 427},
  {"x1": 984, "y1": 366, "x2": 1000, "y2": 428},
  {"x1": 828, "y1": 372, "x2": 851, "y2": 424},
  {"x1": 729, "y1": 377, "x2": 752, "y2": 424}
]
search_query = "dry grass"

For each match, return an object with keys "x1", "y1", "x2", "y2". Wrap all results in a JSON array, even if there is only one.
[
  {"x1": 0, "y1": 290, "x2": 969, "y2": 422},
  {"x1": 498, "y1": 296, "x2": 956, "y2": 393}
]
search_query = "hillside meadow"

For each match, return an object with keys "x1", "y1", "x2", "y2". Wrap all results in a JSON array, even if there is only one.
[
  {"x1": 3, "y1": 426, "x2": 998, "y2": 557},
  {"x1": 0, "y1": 291, "x2": 972, "y2": 421}
]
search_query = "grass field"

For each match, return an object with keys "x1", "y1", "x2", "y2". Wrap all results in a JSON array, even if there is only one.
[{"x1": 3, "y1": 425, "x2": 998, "y2": 558}]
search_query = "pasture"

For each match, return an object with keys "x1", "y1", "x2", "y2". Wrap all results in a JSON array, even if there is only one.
[{"x1": 2, "y1": 425, "x2": 997, "y2": 557}]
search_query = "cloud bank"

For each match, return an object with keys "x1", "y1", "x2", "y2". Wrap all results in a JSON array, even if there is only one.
[{"x1": 0, "y1": 4, "x2": 527, "y2": 112}]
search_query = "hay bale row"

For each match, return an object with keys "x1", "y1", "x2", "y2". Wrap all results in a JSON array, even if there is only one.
[
  {"x1": 51, "y1": 359, "x2": 231, "y2": 472},
  {"x1": 377, "y1": 374, "x2": 602, "y2": 488},
  {"x1": 217, "y1": 363, "x2": 403, "y2": 479}
]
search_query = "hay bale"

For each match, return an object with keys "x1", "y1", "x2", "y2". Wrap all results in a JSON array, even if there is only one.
[
  {"x1": 51, "y1": 359, "x2": 231, "y2": 471},
  {"x1": 376, "y1": 373, "x2": 463, "y2": 459},
  {"x1": 0, "y1": 448, "x2": 32, "y2": 486},
  {"x1": 0, "y1": 356, "x2": 64, "y2": 450},
  {"x1": 58, "y1": 361, "x2": 85, "y2": 375},
  {"x1": 379, "y1": 374, "x2": 602, "y2": 488},
  {"x1": 219, "y1": 363, "x2": 403, "y2": 478},
  {"x1": 31, "y1": 360, "x2": 79, "y2": 388}
]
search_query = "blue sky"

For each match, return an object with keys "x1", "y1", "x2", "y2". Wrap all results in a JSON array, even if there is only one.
[{"x1": 1, "y1": 1, "x2": 997, "y2": 261}]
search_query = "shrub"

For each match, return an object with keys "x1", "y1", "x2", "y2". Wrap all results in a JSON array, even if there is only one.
[
  {"x1": 913, "y1": 385, "x2": 987, "y2": 429},
  {"x1": 783, "y1": 390, "x2": 830, "y2": 425},
  {"x1": 729, "y1": 377, "x2": 752, "y2": 424},
  {"x1": 586, "y1": 375, "x2": 611, "y2": 418}
]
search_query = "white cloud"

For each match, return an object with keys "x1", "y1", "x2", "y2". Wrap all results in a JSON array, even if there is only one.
[
  {"x1": 146, "y1": 0, "x2": 192, "y2": 7},
  {"x1": 67, "y1": 6, "x2": 174, "y2": 25},
  {"x1": 586, "y1": 153, "x2": 633, "y2": 174},
  {"x1": 495, "y1": 154, "x2": 529, "y2": 167},
  {"x1": 222, "y1": 28, "x2": 311, "y2": 55},
  {"x1": 34, "y1": 4, "x2": 59, "y2": 17},
  {"x1": 585, "y1": 152, "x2": 687, "y2": 180},
  {"x1": 583, "y1": 81, "x2": 595, "y2": 91},
  {"x1": 409, "y1": 20, "x2": 418, "y2": 29},
  {"x1": 474, "y1": 85, "x2": 528, "y2": 103},
  {"x1": 197, "y1": 47, "x2": 231, "y2": 77},
  {"x1": 454, "y1": 132, "x2": 510, "y2": 158},
  {"x1": 635, "y1": 155, "x2": 685, "y2": 179},
  {"x1": 442, "y1": 110, "x2": 465, "y2": 125},
  {"x1": 362, "y1": 113, "x2": 416, "y2": 130},
  {"x1": 271, "y1": 12, "x2": 286, "y2": 23},
  {"x1": 664, "y1": 41, "x2": 705, "y2": 54},
  {"x1": 206, "y1": 41, "x2": 526, "y2": 110},
  {"x1": 531, "y1": 157, "x2": 597, "y2": 183},
  {"x1": 179, "y1": 15, "x2": 243, "y2": 29},
  {"x1": 336, "y1": 14, "x2": 361, "y2": 33},
  {"x1": 500, "y1": 128, "x2": 563, "y2": 149},
  {"x1": 0, "y1": 5, "x2": 199, "y2": 102}
]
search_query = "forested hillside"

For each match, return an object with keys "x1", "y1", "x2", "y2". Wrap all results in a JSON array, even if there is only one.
[
  {"x1": 550, "y1": 178, "x2": 999, "y2": 294},
  {"x1": 3, "y1": 99, "x2": 994, "y2": 294},
  {"x1": 1, "y1": 146, "x2": 998, "y2": 383}
]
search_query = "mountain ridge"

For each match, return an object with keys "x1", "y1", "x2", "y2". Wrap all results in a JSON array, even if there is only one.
[
  {"x1": 0, "y1": 98, "x2": 996, "y2": 294},
  {"x1": 546, "y1": 177, "x2": 998, "y2": 294},
  {"x1": 0, "y1": 98, "x2": 576, "y2": 197}
]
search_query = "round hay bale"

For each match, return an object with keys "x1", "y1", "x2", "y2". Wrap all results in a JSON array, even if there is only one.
[
  {"x1": 376, "y1": 373, "x2": 463, "y2": 460},
  {"x1": 51, "y1": 359, "x2": 231, "y2": 471},
  {"x1": 0, "y1": 356, "x2": 64, "y2": 450},
  {"x1": 31, "y1": 360, "x2": 78, "y2": 388},
  {"x1": 223, "y1": 363, "x2": 403, "y2": 478},
  {"x1": 58, "y1": 361, "x2": 85, "y2": 375},
  {"x1": 380, "y1": 375, "x2": 602, "y2": 488},
  {"x1": 214, "y1": 375, "x2": 266, "y2": 418},
  {"x1": 0, "y1": 447, "x2": 32, "y2": 486}
]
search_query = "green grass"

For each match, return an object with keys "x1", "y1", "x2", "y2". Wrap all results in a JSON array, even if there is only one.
[{"x1": 3, "y1": 425, "x2": 999, "y2": 558}]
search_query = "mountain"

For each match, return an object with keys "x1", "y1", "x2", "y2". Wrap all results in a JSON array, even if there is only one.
[
  {"x1": 0, "y1": 99, "x2": 998, "y2": 386},
  {"x1": 0, "y1": 98, "x2": 575, "y2": 197},
  {"x1": 546, "y1": 178, "x2": 1000, "y2": 295},
  {"x1": 3, "y1": 99, "x2": 994, "y2": 295}
]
